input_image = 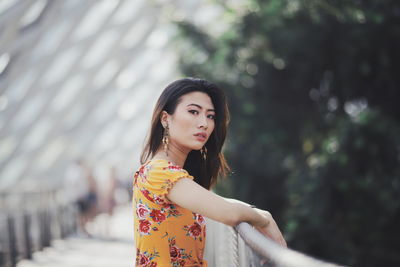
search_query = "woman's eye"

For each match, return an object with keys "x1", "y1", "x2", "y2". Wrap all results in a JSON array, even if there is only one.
[
  {"x1": 208, "y1": 114, "x2": 216, "y2": 120},
  {"x1": 189, "y1": 110, "x2": 199, "y2": 115}
]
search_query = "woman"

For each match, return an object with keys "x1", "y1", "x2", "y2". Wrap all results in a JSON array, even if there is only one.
[{"x1": 133, "y1": 78, "x2": 286, "y2": 266}]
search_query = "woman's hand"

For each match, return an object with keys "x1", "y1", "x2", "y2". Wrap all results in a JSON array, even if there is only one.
[{"x1": 253, "y1": 208, "x2": 287, "y2": 247}]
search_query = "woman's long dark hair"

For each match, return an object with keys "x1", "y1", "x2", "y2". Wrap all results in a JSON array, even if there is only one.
[{"x1": 140, "y1": 77, "x2": 230, "y2": 190}]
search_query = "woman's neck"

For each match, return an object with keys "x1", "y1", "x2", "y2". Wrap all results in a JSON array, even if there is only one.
[{"x1": 152, "y1": 142, "x2": 189, "y2": 168}]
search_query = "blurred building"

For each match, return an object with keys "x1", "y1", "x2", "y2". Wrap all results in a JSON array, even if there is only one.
[{"x1": 0, "y1": 0, "x2": 226, "y2": 192}]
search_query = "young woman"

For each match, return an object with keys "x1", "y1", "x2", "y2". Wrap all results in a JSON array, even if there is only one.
[{"x1": 133, "y1": 78, "x2": 286, "y2": 266}]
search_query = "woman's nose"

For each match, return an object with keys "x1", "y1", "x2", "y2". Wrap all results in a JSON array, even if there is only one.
[{"x1": 198, "y1": 115, "x2": 208, "y2": 129}]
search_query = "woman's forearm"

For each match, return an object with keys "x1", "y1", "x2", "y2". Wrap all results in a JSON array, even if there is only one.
[
  {"x1": 225, "y1": 198, "x2": 269, "y2": 227},
  {"x1": 221, "y1": 199, "x2": 285, "y2": 246},
  {"x1": 224, "y1": 197, "x2": 254, "y2": 207}
]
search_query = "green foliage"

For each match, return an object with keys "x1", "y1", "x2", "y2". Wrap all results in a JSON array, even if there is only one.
[{"x1": 173, "y1": 0, "x2": 400, "y2": 266}]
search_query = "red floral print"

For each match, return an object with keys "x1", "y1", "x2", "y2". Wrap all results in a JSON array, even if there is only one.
[
  {"x1": 169, "y1": 246, "x2": 181, "y2": 260},
  {"x1": 138, "y1": 253, "x2": 149, "y2": 266},
  {"x1": 168, "y1": 236, "x2": 193, "y2": 266},
  {"x1": 188, "y1": 222, "x2": 202, "y2": 237},
  {"x1": 136, "y1": 248, "x2": 159, "y2": 267},
  {"x1": 167, "y1": 165, "x2": 182, "y2": 171},
  {"x1": 139, "y1": 219, "x2": 152, "y2": 235},
  {"x1": 137, "y1": 164, "x2": 148, "y2": 177},
  {"x1": 141, "y1": 189, "x2": 154, "y2": 202},
  {"x1": 150, "y1": 209, "x2": 166, "y2": 223},
  {"x1": 196, "y1": 213, "x2": 205, "y2": 225},
  {"x1": 153, "y1": 195, "x2": 166, "y2": 205},
  {"x1": 137, "y1": 203, "x2": 150, "y2": 219},
  {"x1": 133, "y1": 159, "x2": 207, "y2": 266}
]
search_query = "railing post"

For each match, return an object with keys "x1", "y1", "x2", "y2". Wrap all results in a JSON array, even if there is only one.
[
  {"x1": 39, "y1": 209, "x2": 50, "y2": 248},
  {"x1": 22, "y1": 212, "x2": 32, "y2": 260},
  {"x1": 7, "y1": 215, "x2": 17, "y2": 267},
  {"x1": 0, "y1": 214, "x2": 5, "y2": 267},
  {"x1": 0, "y1": 245, "x2": 3, "y2": 267},
  {"x1": 59, "y1": 205, "x2": 67, "y2": 239}
]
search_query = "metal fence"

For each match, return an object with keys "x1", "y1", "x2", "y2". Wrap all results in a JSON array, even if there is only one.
[
  {"x1": 204, "y1": 218, "x2": 347, "y2": 267},
  {"x1": 1, "y1": 192, "x2": 348, "y2": 267},
  {"x1": 0, "y1": 190, "x2": 78, "y2": 267}
]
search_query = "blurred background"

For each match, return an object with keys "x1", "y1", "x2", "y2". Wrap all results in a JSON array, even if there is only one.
[{"x1": 0, "y1": 0, "x2": 399, "y2": 267}]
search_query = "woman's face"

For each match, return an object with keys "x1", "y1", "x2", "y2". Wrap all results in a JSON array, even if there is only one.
[{"x1": 162, "y1": 91, "x2": 216, "y2": 152}]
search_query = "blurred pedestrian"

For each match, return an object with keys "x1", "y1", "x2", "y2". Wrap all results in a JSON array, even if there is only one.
[{"x1": 64, "y1": 159, "x2": 98, "y2": 237}]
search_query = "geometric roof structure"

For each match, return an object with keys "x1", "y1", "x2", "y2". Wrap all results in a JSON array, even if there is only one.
[{"x1": 0, "y1": 0, "x2": 224, "y2": 191}]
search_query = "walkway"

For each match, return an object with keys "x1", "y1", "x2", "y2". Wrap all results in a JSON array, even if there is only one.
[{"x1": 17, "y1": 205, "x2": 135, "y2": 267}]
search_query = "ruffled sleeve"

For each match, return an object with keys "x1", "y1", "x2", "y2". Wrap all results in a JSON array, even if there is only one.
[{"x1": 141, "y1": 161, "x2": 194, "y2": 205}]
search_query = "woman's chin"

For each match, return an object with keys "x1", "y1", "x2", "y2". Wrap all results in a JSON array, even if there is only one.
[{"x1": 190, "y1": 144, "x2": 203, "y2": 151}]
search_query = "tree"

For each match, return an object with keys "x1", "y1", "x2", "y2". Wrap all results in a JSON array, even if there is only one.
[{"x1": 173, "y1": 0, "x2": 400, "y2": 266}]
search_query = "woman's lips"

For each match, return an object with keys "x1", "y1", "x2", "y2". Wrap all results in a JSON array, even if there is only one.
[{"x1": 194, "y1": 135, "x2": 206, "y2": 142}]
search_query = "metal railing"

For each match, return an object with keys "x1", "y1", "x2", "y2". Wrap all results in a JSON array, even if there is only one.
[
  {"x1": 204, "y1": 218, "x2": 347, "y2": 267},
  {"x1": 235, "y1": 222, "x2": 347, "y2": 267},
  {"x1": 0, "y1": 190, "x2": 78, "y2": 267},
  {"x1": 1, "y1": 192, "x2": 348, "y2": 267}
]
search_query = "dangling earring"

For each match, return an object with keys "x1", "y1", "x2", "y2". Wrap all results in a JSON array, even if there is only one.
[
  {"x1": 162, "y1": 124, "x2": 170, "y2": 156},
  {"x1": 200, "y1": 146, "x2": 207, "y2": 160}
]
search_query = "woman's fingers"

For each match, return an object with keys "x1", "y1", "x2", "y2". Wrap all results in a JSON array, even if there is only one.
[
  {"x1": 253, "y1": 208, "x2": 287, "y2": 247},
  {"x1": 255, "y1": 221, "x2": 287, "y2": 247},
  {"x1": 269, "y1": 218, "x2": 287, "y2": 247}
]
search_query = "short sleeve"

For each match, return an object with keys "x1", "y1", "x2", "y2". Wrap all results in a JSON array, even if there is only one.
[{"x1": 141, "y1": 161, "x2": 194, "y2": 205}]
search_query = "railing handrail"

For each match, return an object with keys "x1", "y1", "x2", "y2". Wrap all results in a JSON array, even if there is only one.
[{"x1": 234, "y1": 222, "x2": 347, "y2": 267}]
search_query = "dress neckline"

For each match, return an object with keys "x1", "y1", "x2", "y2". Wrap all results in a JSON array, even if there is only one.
[{"x1": 146, "y1": 158, "x2": 182, "y2": 168}]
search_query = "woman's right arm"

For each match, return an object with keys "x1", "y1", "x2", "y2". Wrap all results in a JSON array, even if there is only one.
[{"x1": 167, "y1": 178, "x2": 286, "y2": 247}]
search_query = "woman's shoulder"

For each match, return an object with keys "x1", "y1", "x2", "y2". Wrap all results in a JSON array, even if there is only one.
[
  {"x1": 148, "y1": 159, "x2": 189, "y2": 174},
  {"x1": 136, "y1": 159, "x2": 189, "y2": 177},
  {"x1": 133, "y1": 159, "x2": 193, "y2": 193}
]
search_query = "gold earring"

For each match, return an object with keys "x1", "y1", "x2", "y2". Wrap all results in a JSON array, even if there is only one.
[
  {"x1": 200, "y1": 146, "x2": 207, "y2": 160},
  {"x1": 162, "y1": 124, "x2": 169, "y2": 156}
]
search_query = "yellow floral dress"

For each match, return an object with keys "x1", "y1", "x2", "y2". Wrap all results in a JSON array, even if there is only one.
[{"x1": 133, "y1": 159, "x2": 207, "y2": 267}]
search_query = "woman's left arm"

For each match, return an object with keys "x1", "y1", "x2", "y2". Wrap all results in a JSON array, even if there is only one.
[
  {"x1": 223, "y1": 197, "x2": 255, "y2": 207},
  {"x1": 222, "y1": 197, "x2": 287, "y2": 247},
  {"x1": 167, "y1": 179, "x2": 286, "y2": 246}
]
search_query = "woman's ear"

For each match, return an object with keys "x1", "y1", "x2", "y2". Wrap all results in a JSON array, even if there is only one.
[{"x1": 160, "y1": 111, "x2": 169, "y2": 127}]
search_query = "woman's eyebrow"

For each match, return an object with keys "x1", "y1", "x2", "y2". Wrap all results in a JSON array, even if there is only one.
[{"x1": 187, "y1": 103, "x2": 215, "y2": 112}]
